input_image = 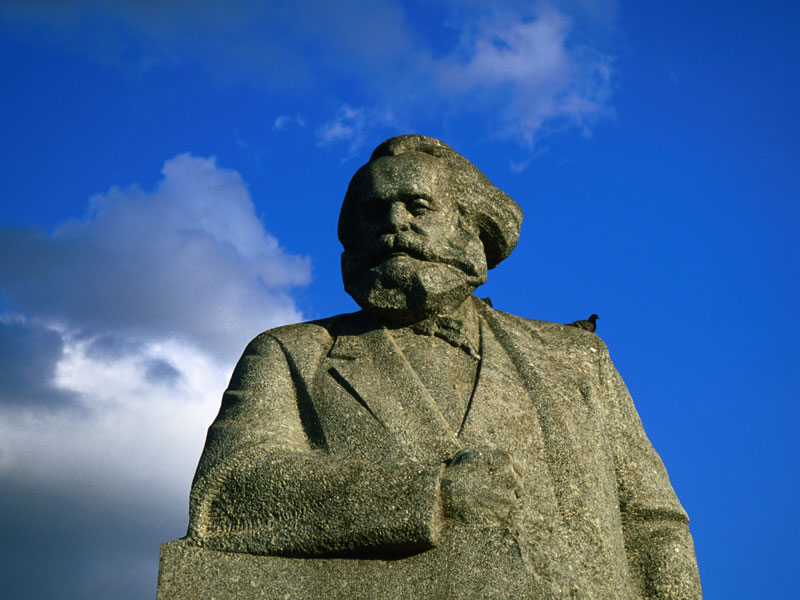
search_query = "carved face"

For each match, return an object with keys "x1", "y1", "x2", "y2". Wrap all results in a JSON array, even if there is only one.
[{"x1": 341, "y1": 152, "x2": 488, "y2": 322}]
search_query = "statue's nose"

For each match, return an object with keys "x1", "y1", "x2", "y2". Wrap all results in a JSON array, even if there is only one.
[{"x1": 383, "y1": 201, "x2": 411, "y2": 233}]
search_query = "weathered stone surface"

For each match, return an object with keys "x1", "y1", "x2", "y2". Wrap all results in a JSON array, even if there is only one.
[
  {"x1": 159, "y1": 530, "x2": 532, "y2": 600},
  {"x1": 158, "y1": 135, "x2": 701, "y2": 599}
]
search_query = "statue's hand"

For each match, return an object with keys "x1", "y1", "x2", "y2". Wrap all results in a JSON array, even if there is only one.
[{"x1": 440, "y1": 449, "x2": 522, "y2": 526}]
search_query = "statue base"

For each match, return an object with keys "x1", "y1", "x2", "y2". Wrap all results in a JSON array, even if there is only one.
[{"x1": 157, "y1": 530, "x2": 532, "y2": 599}]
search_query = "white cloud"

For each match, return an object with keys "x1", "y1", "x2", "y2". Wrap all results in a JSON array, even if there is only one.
[
  {"x1": 0, "y1": 150, "x2": 309, "y2": 486},
  {"x1": 437, "y1": 7, "x2": 614, "y2": 145},
  {"x1": 0, "y1": 332, "x2": 225, "y2": 598},
  {"x1": 0, "y1": 155, "x2": 311, "y2": 597},
  {"x1": 0, "y1": 153, "x2": 310, "y2": 362},
  {"x1": 1, "y1": 334, "x2": 223, "y2": 495},
  {"x1": 308, "y1": 5, "x2": 614, "y2": 151}
]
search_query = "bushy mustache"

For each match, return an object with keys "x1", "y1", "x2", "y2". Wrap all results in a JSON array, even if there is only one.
[
  {"x1": 361, "y1": 234, "x2": 440, "y2": 268},
  {"x1": 342, "y1": 232, "x2": 474, "y2": 278},
  {"x1": 342, "y1": 231, "x2": 478, "y2": 284}
]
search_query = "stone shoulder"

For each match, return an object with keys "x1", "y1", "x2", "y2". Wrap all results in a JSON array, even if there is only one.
[
  {"x1": 242, "y1": 313, "x2": 354, "y2": 357},
  {"x1": 488, "y1": 308, "x2": 610, "y2": 361}
]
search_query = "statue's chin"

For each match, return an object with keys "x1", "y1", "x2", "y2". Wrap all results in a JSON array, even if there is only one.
[{"x1": 344, "y1": 255, "x2": 484, "y2": 324}]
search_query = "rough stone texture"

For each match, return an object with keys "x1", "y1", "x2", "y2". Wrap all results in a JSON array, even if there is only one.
[
  {"x1": 158, "y1": 135, "x2": 701, "y2": 599},
  {"x1": 159, "y1": 531, "x2": 531, "y2": 600}
]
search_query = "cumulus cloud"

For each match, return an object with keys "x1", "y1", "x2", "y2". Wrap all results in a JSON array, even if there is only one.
[
  {"x1": 0, "y1": 155, "x2": 310, "y2": 598},
  {"x1": 0, "y1": 334, "x2": 228, "y2": 598},
  {"x1": 0, "y1": 153, "x2": 309, "y2": 362}
]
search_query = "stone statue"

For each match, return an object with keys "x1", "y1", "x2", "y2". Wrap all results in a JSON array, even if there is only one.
[{"x1": 158, "y1": 135, "x2": 702, "y2": 599}]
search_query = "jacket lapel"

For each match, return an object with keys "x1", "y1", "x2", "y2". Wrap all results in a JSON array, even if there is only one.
[
  {"x1": 461, "y1": 305, "x2": 564, "y2": 520},
  {"x1": 327, "y1": 314, "x2": 462, "y2": 465},
  {"x1": 458, "y1": 319, "x2": 541, "y2": 447}
]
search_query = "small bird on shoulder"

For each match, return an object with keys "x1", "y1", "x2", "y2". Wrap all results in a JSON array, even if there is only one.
[{"x1": 567, "y1": 314, "x2": 598, "y2": 333}]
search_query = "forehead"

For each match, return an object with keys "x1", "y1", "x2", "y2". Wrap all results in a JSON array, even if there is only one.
[{"x1": 357, "y1": 153, "x2": 450, "y2": 199}]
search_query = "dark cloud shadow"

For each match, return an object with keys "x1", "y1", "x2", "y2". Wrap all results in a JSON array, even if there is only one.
[
  {"x1": 143, "y1": 358, "x2": 182, "y2": 385},
  {"x1": 0, "y1": 319, "x2": 78, "y2": 409},
  {"x1": 0, "y1": 476, "x2": 187, "y2": 600}
]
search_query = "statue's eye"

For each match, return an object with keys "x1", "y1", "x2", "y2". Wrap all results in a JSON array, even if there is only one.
[{"x1": 408, "y1": 197, "x2": 431, "y2": 215}]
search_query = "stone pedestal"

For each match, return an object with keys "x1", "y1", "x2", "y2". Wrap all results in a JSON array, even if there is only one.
[{"x1": 157, "y1": 531, "x2": 530, "y2": 600}]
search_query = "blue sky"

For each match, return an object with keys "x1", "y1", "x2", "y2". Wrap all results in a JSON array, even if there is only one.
[{"x1": 0, "y1": 1, "x2": 798, "y2": 598}]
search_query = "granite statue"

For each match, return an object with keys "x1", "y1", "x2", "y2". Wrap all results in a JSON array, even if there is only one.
[{"x1": 158, "y1": 135, "x2": 702, "y2": 599}]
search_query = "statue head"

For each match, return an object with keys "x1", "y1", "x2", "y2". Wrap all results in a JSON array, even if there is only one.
[{"x1": 339, "y1": 134, "x2": 523, "y2": 323}]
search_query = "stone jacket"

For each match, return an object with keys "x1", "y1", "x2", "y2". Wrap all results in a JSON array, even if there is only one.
[{"x1": 187, "y1": 297, "x2": 701, "y2": 599}]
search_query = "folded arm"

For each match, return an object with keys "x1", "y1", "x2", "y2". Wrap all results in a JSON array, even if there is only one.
[{"x1": 187, "y1": 331, "x2": 444, "y2": 557}]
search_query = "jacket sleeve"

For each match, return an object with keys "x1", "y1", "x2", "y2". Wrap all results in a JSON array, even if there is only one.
[
  {"x1": 187, "y1": 331, "x2": 445, "y2": 557},
  {"x1": 599, "y1": 352, "x2": 703, "y2": 599}
]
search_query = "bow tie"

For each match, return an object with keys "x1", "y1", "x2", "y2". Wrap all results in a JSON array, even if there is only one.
[{"x1": 408, "y1": 315, "x2": 480, "y2": 359}]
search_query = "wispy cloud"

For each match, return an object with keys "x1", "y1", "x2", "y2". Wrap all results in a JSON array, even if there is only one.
[
  {"x1": 1, "y1": 1, "x2": 617, "y2": 151},
  {"x1": 316, "y1": 105, "x2": 396, "y2": 158},
  {"x1": 0, "y1": 155, "x2": 310, "y2": 598},
  {"x1": 436, "y1": 7, "x2": 614, "y2": 145},
  {"x1": 273, "y1": 114, "x2": 307, "y2": 131}
]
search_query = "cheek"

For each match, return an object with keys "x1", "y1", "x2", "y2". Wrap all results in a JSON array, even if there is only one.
[
  {"x1": 352, "y1": 217, "x2": 382, "y2": 242},
  {"x1": 417, "y1": 209, "x2": 460, "y2": 233}
]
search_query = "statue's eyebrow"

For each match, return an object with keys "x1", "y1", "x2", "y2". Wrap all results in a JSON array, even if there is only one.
[
  {"x1": 366, "y1": 191, "x2": 435, "y2": 205},
  {"x1": 399, "y1": 192, "x2": 434, "y2": 204}
]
